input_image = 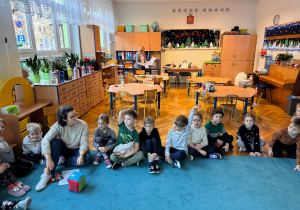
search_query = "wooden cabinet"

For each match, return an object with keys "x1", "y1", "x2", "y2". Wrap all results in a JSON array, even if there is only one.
[
  {"x1": 115, "y1": 32, "x2": 133, "y2": 51},
  {"x1": 35, "y1": 71, "x2": 104, "y2": 118},
  {"x1": 140, "y1": 33, "x2": 150, "y2": 51},
  {"x1": 204, "y1": 63, "x2": 221, "y2": 77},
  {"x1": 102, "y1": 66, "x2": 118, "y2": 84},
  {"x1": 220, "y1": 34, "x2": 257, "y2": 80},
  {"x1": 149, "y1": 32, "x2": 161, "y2": 51},
  {"x1": 132, "y1": 33, "x2": 141, "y2": 51},
  {"x1": 220, "y1": 61, "x2": 254, "y2": 80}
]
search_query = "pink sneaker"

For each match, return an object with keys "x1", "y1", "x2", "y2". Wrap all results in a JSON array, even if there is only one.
[{"x1": 8, "y1": 186, "x2": 26, "y2": 197}]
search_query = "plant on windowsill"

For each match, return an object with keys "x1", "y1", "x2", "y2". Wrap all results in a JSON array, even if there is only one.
[
  {"x1": 274, "y1": 52, "x2": 293, "y2": 66},
  {"x1": 65, "y1": 52, "x2": 79, "y2": 69},
  {"x1": 25, "y1": 54, "x2": 41, "y2": 83},
  {"x1": 51, "y1": 57, "x2": 67, "y2": 71},
  {"x1": 41, "y1": 58, "x2": 51, "y2": 80}
]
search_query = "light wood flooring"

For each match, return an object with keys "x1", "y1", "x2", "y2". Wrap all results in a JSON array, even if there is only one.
[{"x1": 81, "y1": 84, "x2": 293, "y2": 157}]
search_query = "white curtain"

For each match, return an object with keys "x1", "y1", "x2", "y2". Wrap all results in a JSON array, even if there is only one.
[{"x1": 6, "y1": 0, "x2": 115, "y2": 33}]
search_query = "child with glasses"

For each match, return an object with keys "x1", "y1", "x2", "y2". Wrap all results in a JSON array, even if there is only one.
[
  {"x1": 93, "y1": 114, "x2": 117, "y2": 168},
  {"x1": 139, "y1": 117, "x2": 164, "y2": 174},
  {"x1": 165, "y1": 104, "x2": 200, "y2": 168},
  {"x1": 188, "y1": 112, "x2": 222, "y2": 160}
]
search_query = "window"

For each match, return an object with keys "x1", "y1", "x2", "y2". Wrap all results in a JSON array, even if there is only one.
[
  {"x1": 100, "y1": 29, "x2": 105, "y2": 49},
  {"x1": 12, "y1": 11, "x2": 32, "y2": 49},
  {"x1": 58, "y1": 16, "x2": 70, "y2": 49},
  {"x1": 32, "y1": 14, "x2": 57, "y2": 51}
]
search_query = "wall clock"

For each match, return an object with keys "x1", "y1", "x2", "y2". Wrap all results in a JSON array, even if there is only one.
[{"x1": 273, "y1": 15, "x2": 280, "y2": 26}]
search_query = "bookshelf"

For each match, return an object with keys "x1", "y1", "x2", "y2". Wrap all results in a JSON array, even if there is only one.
[{"x1": 116, "y1": 51, "x2": 161, "y2": 76}]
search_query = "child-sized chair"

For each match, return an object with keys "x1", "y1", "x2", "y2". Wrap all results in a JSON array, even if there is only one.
[
  {"x1": 220, "y1": 95, "x2": 239, "y2": 121},
  {"x1": 142, "y1": 89, "x2": 157, "y2": 118},
  {"x1": 240, "y1": 92, "x2": 263, "y2": 121},
  {"x1": 43, "y1": 105, "x2": 62, "y2": 131},
  {"x1": 116, "y1": 91, "x2": 135, "y2": 117},
  {"x1": 199, "y1": 91, "x2": 214, "y2": 118},
  {"x1": 187, "y1": 77, "x2": 198, "y2": 98}
]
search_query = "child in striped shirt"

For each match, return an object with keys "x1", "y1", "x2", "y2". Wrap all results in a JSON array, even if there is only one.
[{"x1": 165, "y1": 104, "x2": 200, "y2": 168}]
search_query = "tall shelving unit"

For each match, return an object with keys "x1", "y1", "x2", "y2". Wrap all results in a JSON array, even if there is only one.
[{"x1": 115, "y1": 32, "x2": 161, "y2": 76}]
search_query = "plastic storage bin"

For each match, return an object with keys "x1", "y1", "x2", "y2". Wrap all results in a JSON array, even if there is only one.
[
  {"x1": 140, "y1": 24, "x2": 149, "y2": 32},
  {"x1": 239, "y1": 29, "x2": 248, "y2": 34},
  {"x1": 125, "y1": 25, "x2": 134, "y2": 32},
  {"x1": 117, "y1": 26, "x2": 125, "y2": 32},
  {"x1": 286, "y1": 95, "x2": 300, "y2": 116}
]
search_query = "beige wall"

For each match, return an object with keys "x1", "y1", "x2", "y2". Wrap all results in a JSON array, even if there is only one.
[{"x1": 114, "y1": 0, "x2": 256, "y2": 74}]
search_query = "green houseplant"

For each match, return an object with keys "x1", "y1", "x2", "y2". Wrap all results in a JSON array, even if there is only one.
[
  {"x1": 275, "y1": 52, "x2": 293, "y2": 66},
  {"x1": 65, "y1": 52, "x2": 79, "y2": 68},
  {"x1": 26, "y1": 54, "x2": 41, "y2": 83},
  {"x1": 41, "y1": 58, "x2": 51, "y2": 80}
]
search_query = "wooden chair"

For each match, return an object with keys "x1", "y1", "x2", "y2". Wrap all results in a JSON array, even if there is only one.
[
  {"x1": 142, "y1": 89, "x2": 157, "y2": 118},
  {"x1": 166, "y1": 76, "x2": 172, "y2": 97},
  {"x1": 199, "y1": 91, "x2": 214, "y2": 118},
  {"x1": 187, "y1": 77, "x2": 198, "y2": 98},
  {"x1": 240, "y1": 92, "x2": 263, "y2": 121},
  {"x1": 124, "y1": 76, "x2": 130, "y2": 84},
  {"x1": 130, "y1": 76, "x2": 137, "y2": 83},
  {"x1": 116, "y1": 91, "x2": 135, "y2": 117},
  {"x1": 136, "y1": 70, "x2": 145, "y2": 75},
  {"x1": 106, "y1": 78, "x2": 116, "y2": 86},
  {"x1": 152, "y1": 77, "x2": 162, "y2": 85},
  {"x1": 43, "y1": 105, "x2": 61, "y2": 131},
  {"x1": 220, "y1": 95, "x2": 239, "y2": 121}
]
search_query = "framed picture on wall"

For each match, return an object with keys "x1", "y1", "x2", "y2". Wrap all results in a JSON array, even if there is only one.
[{"x1": 160, "y1": 29, "x2": 221, "y2": 50}]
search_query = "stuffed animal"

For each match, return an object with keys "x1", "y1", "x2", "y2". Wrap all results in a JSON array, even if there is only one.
[{"x1": 21, "y1": 68, "x2": 33, "y2": 84}]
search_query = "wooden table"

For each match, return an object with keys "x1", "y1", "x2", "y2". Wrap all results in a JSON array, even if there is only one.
[
  {"x1": 165, "y1": 68, "x2": 202, "y2": 73},
  {"x1": 135, "y1": 75, "x2": 169, "y2": 93},
  {"x1": 107, "y1": 83, "x2": 163, "y2": 115},
  {"x1": 190, "y1": 77, "x2": 230, "y2": 84},
  {"x1": 196, "y1": 86, "x2": 257, "y2": 116}
]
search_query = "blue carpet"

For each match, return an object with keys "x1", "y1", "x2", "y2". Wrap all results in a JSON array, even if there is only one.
[{"x1": 1, "y1": 153, "x2": 299, "y2": 210}]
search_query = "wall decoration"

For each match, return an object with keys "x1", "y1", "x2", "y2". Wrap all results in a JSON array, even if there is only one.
[
  {"x1": 160, "y1": 29, "x2": 220, "y2": 49},
  {"x1": 263, "y1": 21, "x2": 300, "y2": 51},
  {"x1": 187, "y1": 14, "x2": 194, "y2": 24}
]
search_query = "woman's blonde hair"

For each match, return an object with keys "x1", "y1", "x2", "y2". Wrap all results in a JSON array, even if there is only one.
[{"x1": 138, "y1": 46, "x2": 145, "y2": 53}]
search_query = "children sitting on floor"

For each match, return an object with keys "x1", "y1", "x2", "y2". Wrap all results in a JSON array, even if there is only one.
[
  {"x1": 93, "y1": 114, "x2": 117, "y2": 168},
  {"x1": 0, "y1": 118, "x2": 33, "y2": 178},
  {"x1": 236, "y1": 114, "x2": 266, "y2": 156},
  {"x1": 110, "y1": 110, "x2": 144, "y2": 169},
  {"x1": 188, "y1": 112, "x2": 221, "y2": 160},
  {"x1": 22, "y1": 123, "x2": 44, "y2": 165},
  {"x1": 0, "y1": 151, "x2": 31, "y2": 197},
  {"x1": 268, "y1": 118, "x2": 300, "y2": 171},
  {"x1": 291, "y1": 103, "x2": 300, "y2": 121},
  {"x1": 139, "y1": 116, "x2": 164, "y2": 174},
  {"x1": 165, "y1": 104, "x2": 200, "y2": 168},
  {"x1": 204, "y1": 109, "x2": 234, "y2": 156}
]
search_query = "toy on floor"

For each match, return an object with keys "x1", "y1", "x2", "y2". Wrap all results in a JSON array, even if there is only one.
[
  {"x1": 67, "y1": 171, "x2": 86, "y2": 192},
  {"x1": 49, "y1": 173, "x2": 63, "y2": 182}
]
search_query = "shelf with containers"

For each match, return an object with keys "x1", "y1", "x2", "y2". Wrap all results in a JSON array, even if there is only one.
[{"x1": 116, "y1": 51, "x2": 161, "y2": 76}]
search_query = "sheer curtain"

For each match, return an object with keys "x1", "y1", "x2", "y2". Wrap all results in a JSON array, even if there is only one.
[{"x1": 6, "y1": 0, "x2": 115, "y2": 33}]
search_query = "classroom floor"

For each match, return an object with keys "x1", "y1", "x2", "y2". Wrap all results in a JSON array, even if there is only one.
[{"x1": 82, "y1": 84, "x2": 293, "y2": 157}]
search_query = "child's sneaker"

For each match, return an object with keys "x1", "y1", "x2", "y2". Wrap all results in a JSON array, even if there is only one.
[
  {"x1": 104, "y1": 158, "x2": 112, "y2": 169},
  {"x1": 93, "y1": 156, "x2": 101, "y2": 165},
  {"x1": 154, "y1": 160, "x2": 161, "y2": 173},
  {"x1": 17, "y1": 182, "x2": 31, "y2": 192},
  {"x1": 8, "y1": 186, "x2": 26, "y2": 197},
  {"x1": 149, "y1": 162, "x2": 155, "y2": 174},
  {"x1": 173, "y1": 160, "x2": 181, "y2": 168},
  {"x1": 188, "y1": 154, "x2": 194, "y2": 161},
  {"x1": 210, "y1": 153, "x2": 222, "y2": 159},
  {"x1": 112, "y1": 162, "x2": 122, "y2": 169},
  {"x1": 58, "y1": 156, "x2": 65, "y2": 165},
  {"x1": 35, "y1": 173, "x2": 51, "y2": 191},
  {"x1": 239, "y1": 147, "x2": 247, "y2": 152},
  {"x1": 16, "y1": 197, "x2": 32, "y2": 209}
]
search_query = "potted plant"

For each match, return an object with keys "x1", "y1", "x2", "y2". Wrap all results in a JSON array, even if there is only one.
[
  {"x1": 275, "y1": 52, "x2": 293, "y2": 66},
  {"x1": 41, "y1": 58, "x2": 51, "y2": 80},
  {"x1": 25, "y1": 54, "x2": 41, "y2": 83},
  {"x1": 65, "y1": 52, "x2": 79, "y2": 68},
  {"x1": 51, "y1": 57, "x2": 67, "y2": 71}
]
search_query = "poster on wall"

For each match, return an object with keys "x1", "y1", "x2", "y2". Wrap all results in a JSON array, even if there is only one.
[{"x1": 160, "y1": 29, "x2": 220, "y2": 50}]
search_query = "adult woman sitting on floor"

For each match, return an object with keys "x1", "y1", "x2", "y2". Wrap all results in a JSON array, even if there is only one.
[{"x1": 36, "y1": 105, "x2": 92, "y2": 191}]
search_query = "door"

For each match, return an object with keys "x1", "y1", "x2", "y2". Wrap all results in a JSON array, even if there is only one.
[
  {"x1": 123, "y1": 32, "x2": 133, "y2": 51},
  {"x1": 140, "y1": 33, "x2": 150, "y2": 51},
  {"x1": 221, "y1": 35, "x2": 236, "y2": 61},
  {"x1": 220, "y1": 61, "x2": 234, "y2": 79},
  {"x1": 115, "y1": 32, "x2": 124, "y2": 51},
  {"x1": 132, "y1": 32, "x2": 141, "y2": 51},
  {"x1": 149, "y1": 32, "x2": 161, "y2": 51},
  {"x1": 235, "y1": 35, "x2": 250, "y2": 61}
]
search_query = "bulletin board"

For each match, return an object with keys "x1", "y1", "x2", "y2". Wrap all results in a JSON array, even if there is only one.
[
  {"x1": 263, "y1": 21, "x2": 300, "y2": 51},
  {"x1": 160, "y1": 29, "x2": 220, "y2": 49}
]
